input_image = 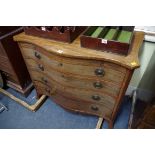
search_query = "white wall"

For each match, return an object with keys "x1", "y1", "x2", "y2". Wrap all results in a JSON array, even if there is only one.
[{"x1": 126, "y1": 40, "x2": 155, "y2": 101}]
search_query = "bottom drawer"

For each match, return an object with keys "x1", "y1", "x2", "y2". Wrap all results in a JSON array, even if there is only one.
[
  {"x1": 33, "y1": 80, "x2": 113, "y2": 119},
  {"x1": 52, "y1": 92, "x2": 113, "y2": 119}
]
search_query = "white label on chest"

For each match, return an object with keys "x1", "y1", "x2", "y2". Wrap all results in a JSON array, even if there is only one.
[
  {"x1": 58, "y1": 50, "x2": 63, "y2": 53},
  {"x1": 101, "y1": 39, "x2": 107, "y2": 44}
]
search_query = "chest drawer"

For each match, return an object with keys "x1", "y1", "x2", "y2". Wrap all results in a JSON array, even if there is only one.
[
  {"x1": 29, "y1": 69, "x2": 121, "y2": 97},
  {"x1": 20, "y1": 43, "x2": 126, "y2": 84},
  {"x1": 52, "y1": 92, "x2": 113, "y2": 118},
  {"x1": 34, "y1": 80, "x2": 113, "y2": 118},
  {"x1": 33, "y1": 77, "x2": 116, "y2": 110},
  {"x1": 60, "y1": 86, "x2": 116, "y2": 110}
]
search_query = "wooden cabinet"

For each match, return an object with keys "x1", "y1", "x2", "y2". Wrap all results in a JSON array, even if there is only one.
[
  {"x1": 130, "y1": 100, "x2": 155, "y2": 129},
  {"x1": 0, "y1": 27, "x2": 33, "y2": 96},
  {"x1": 14, "y1": 31, "x2": 144, "y2": 128}
]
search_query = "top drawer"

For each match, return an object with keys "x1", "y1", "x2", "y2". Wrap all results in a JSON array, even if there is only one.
[{"x1": 19, "y1": 43, "x2": 127, "y2": 84}]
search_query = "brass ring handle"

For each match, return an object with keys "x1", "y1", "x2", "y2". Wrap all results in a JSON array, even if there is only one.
[
  {"x1": 93, "y1": 82, "x2": 103, "y2": 89},
  {"x1": 91, "y1": 105, "x2": 99, "y2": 111},
  {"x1": 38, "y1": 64, "x2": 44, "y2": 71},
  {"x1": 92, "y1": 95, "x2": 101, "y2": 101},
  {"x1": 34, "y1": 51, "x2": 41, "y2": 59},
  {"x1": 95, "y1": 68, "x2": 105, "y2": 76}
]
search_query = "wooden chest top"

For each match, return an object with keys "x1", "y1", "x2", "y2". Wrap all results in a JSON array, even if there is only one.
[{"x1": 14, "y1": 31, "x2": 144, "y2": 70}]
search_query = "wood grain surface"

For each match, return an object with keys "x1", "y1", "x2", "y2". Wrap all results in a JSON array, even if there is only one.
[
  {"x1": 14, "y1": 31, "x2": 144, "y2": 128},
  {"x1": 14, "y1": 31, "x2": 144, "y2": 69},
  {"x1": 19, "y1": 43, "x2": 126, "y2": 84},
  {"x1": 0, "y1": 27, "x2": 32, "y2": 96},
  {"x1": 34, "y1": 81, "x2": 113, "y2": 119}
]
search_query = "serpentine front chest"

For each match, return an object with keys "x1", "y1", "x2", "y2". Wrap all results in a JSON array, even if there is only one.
[{"x1": 14, "y1": 32, "x2": 144, "y2": 128}]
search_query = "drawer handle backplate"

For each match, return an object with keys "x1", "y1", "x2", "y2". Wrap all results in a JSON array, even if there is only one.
[
  {"x1": 95, "y1": 68, "x2": 105, "y2": 76},
  {"x1": 92, "y1": 95, "x2": 101, "y2": 101},
  {"x1": 34, "y1": 51, "x2": 41, "y2": 59},
  {"x1": 38, "y1": 64, "x2": 44, "y2": 71},
  {"x1": 93, "y1": 82, "x2": 103, "y2": 89},
  {"x1": 91, "y1": 105, "x2": 99, "y2": 111}
]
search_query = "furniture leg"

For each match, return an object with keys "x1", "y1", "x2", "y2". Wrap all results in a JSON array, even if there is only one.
[
  {"x1": 96, "y1": 117, "x2": 104, "y2": 129},
  {"x1": 36, "y1": 91, "x2": 42, "y2": 100},
  {"x1": 108, "y1": 121, "x2": 114, "y2": 129}
]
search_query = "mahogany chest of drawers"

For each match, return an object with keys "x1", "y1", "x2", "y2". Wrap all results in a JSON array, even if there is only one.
[
  {"x1": 0, "y1": 27, "x2": 32, "y2": 95},
  {"x1": 14, "y1": 31, "x2": 144, "y2": 128}
]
